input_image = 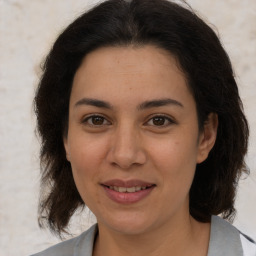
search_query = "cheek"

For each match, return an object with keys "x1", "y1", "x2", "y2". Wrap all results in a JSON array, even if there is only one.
[
  {"x1": 149, "y1": 136, "x2": 198, "y2": 167},
  {"x1": 68, "y1": 134, "x2": 108, "y2": 190},
  {"x1": 148, "y1": 136, "x2": 198, "y2": 187},
  {"x1": 69, "y1": 132, "x2": 107, "y2": 165}
]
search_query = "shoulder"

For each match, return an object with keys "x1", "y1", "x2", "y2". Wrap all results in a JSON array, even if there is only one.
[
  {"x1": 210, "y1": 216, "x2": 256, "y2": 256},
  {"x1": 30, "y1": 224, "x2": 97, "y2": 256}
]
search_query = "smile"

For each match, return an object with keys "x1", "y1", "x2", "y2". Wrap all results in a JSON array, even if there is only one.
[
  {"x1": 106, "y1": 185, "x2": 154, "y2": 193},
  {"x1": 101, "y1": 180, "x2": 156, "y2": 204}
]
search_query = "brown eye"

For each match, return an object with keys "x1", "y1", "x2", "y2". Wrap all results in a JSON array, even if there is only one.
[
  {"x1": 152, "y1": 117, "x2": 166, "y2": 126},
  {"x1": 146, "y1": 115, "x2": 174, "y2": 127},
  {"x1": 83, "y1": 115, "x2": 110, "y2": 126},
  {"x1": 91, "y1": 116, "x2": 105, "y2": 125}
]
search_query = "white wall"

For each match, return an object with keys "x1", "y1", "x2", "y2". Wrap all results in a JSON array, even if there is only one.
[{"x1": 0, "y1": 0, "x2": 255, "y2": 255}]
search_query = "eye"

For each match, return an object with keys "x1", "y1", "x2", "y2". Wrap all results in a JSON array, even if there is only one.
[
  {"x1": 146, "y1": 115, "x2": 175, "y2": 127},
  {"x1": 83, "y1": 115, "x2": 110, "y2": 126}
]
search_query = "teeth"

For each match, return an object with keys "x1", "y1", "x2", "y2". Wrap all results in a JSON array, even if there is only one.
[
  {"x1": 135, "y1": 186, "x2": 141, "y2": 191},
  {"x1": 118, "y1": 187, "x2": 127, "y2": 193},
  {"x1": 109, "y1": 186, "x2": 150, "y2": 193},
  {"x1": 127, "y1": 187, "x2": 136, "y2": 193}
]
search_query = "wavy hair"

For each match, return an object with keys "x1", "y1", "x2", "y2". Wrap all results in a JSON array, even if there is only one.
[{"x1": 34, "y1": 0, "x2": 249, "y2": 236}]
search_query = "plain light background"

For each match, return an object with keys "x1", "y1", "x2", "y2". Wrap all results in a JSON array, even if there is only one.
[{"x1": 0, "y1": 0, "x2": 255, "y2": 255}]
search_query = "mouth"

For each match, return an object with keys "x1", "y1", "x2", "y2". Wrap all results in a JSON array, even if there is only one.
[
  {"x1": 102, "y1": 184, "x2": 155, "y2": 193},
  {"x1": 101, "y1": 179, "x2": 156, "y2": 204}
]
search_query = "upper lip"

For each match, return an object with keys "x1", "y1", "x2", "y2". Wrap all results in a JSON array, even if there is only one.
[{"x1": 101, "y1": 179, "x2": 155, "y2": 188}]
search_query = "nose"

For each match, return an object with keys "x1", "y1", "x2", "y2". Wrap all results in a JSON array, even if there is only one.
[{"x1": 106, "y1": 124, "x2": 146, "y2": 169}]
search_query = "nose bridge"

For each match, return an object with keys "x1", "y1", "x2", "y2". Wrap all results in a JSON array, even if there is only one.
[
  {"x1": 115, "y1": 122, "x2": 137, "y2": 152},
  {"x1": 108, "y1": 121, "x2": 145, "y2": 168}
]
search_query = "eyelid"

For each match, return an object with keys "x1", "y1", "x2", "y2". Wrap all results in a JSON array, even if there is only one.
[
  {"x1": 81, "y1": 114, "x2": 111, "y2": 126},
  {"x1": 80, "y1": 113, "x2": 176, "y2": 127},
  {"x1": 144, "y1": 114, "x2": 176, "y2": 127}
]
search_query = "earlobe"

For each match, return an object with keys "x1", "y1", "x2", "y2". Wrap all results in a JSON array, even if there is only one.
[
  {"x1": 66, "y1": 153, "x2": 70, "y2": 162},
  {"x1": 63, "y1": 137, "x2": 70, "y2": 161},
  {"x1": 197, "y1": 113, "x2": 218, "y2": 164}
]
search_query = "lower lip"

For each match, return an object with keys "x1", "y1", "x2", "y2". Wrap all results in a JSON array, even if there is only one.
[{"x1": 102, "y1": 186, "x2": 155, "y2": 204}]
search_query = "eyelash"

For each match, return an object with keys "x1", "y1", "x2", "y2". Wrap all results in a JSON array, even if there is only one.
[
  {"x1": 82, "y1": 114, "x2": 110, "y2": 127},
  {"x1": 145, "y1": 115, "x2": 175, "y2": 127},
  {"x1": 81, "y1": 114, "x2": 176, "y2": 128}
]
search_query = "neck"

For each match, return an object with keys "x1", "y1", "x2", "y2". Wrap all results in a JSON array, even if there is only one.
[{"x1": 93, "y1": 214, "x2": 210, "y2": 256}]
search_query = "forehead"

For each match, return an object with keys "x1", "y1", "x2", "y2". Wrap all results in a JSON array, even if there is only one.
[{"x1": 71, "y1": 45, "x2": 193, "y2": 107}]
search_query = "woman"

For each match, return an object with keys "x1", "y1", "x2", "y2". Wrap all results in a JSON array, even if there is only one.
[{"x1": 32, "y1": 0, "x2": 255, "y2": 255}]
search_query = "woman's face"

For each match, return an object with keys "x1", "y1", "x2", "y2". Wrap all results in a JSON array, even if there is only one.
[{"x1": 64, "y1": 45, "x2": 216, "y2": 235}]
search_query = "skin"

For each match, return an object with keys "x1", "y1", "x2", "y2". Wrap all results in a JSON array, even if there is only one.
[{"x1": 64, "y1": 45, "x2": 218, "y2": 256}]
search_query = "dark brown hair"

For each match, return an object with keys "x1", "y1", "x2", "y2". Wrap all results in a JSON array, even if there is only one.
[{"x1": 34, "y1": 0, "x2": 249, "y2": 236}]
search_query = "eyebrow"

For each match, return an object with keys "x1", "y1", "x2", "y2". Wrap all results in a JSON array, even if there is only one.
[
  {"x1": 74, "y1": 97, "x2": 183, "y2": 110},
  {"x1": 137, "y1": 98, "x2": 184, "y2": 110},
  {"x1": 74, "y1": 98, "x2": 113, "y2": 109}
]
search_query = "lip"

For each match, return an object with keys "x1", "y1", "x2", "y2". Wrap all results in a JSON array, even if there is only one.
[
  {"x1": 101, "y1": 179, "x2": 156, "y2": 204},
  {"x1": 102, "y1": 179, "x2": 154, "y2": 188}
]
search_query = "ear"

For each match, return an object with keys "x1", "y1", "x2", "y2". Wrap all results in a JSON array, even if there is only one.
[
  {"x1": 63, "y1": 136, "x2": 70, "y2": 161},
  {"x1": 197, "y1": 113, "x2": 218, "y2": 164}
]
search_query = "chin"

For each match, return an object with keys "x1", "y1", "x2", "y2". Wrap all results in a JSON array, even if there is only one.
[
  {"x1": 98, "y1": 214, "x2": 158, "y2": 236},
  {"x1": 111, "y1": 223, "x2": 151, "y2": 236}
]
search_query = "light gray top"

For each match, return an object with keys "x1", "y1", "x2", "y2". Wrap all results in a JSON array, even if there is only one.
[
  {"x1": 31, "y1": 216, "x2": 253, "y2": 256},
  {"x1": 208, "y1": 215, "x2": 243, "y2": 256}
]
